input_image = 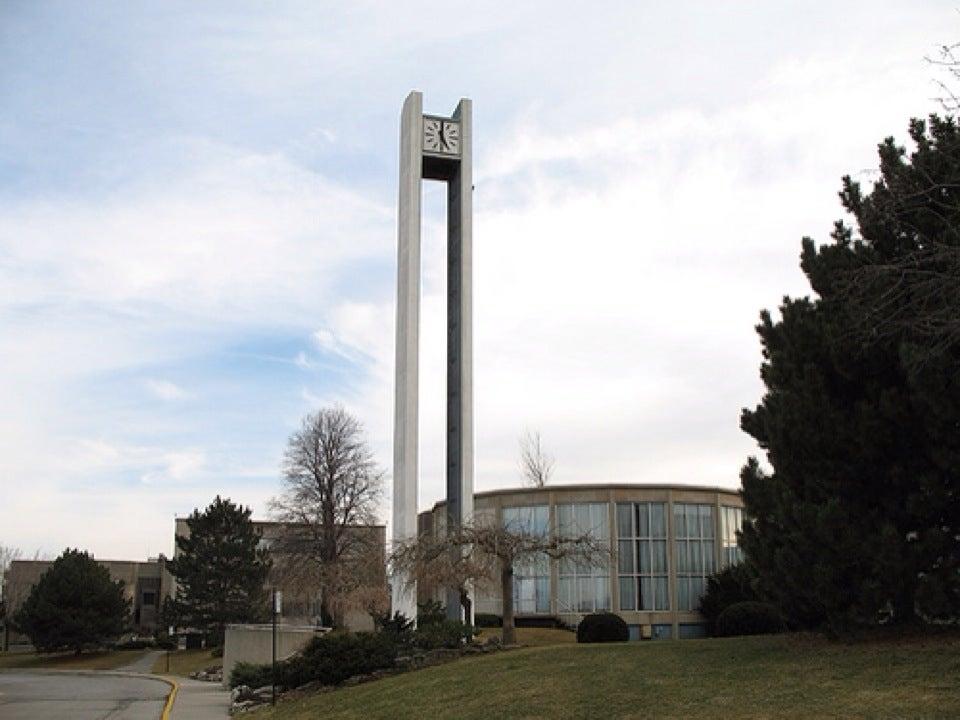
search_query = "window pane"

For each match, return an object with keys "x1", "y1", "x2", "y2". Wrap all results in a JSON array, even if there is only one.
[
  {"x1": 703, "y1": 541, "x2": 716, "y2": 574},
  {"x1": 700, "y1": 505, "x2": 714, "y2": 538},
  {"x1": 558, "y1": 504, "x2": 572, "y2": 536},
  {"x1": 678, "y1": 577, "x2": 690, "y2": 611},
  {"x1": 673, "y1": 504, "x2": 685, "y2": 538},
  {"x1": 595, "y1": 577, "x2": 610, "y2": 611},
  {"x1": 653, "y1": 541, "x2": 667, "y2": 574},
  {"x1": 655, "y1": 577, "x2": 670, "y2": 611},
  {"x1": 691, "y1": 541, "x2": 702, "y2": 574},
  {"x1": 617, "y1": 540, "x2": 634, "y2": 574},
  {"x1": 559, "y1": 577, "x2": 573, "y2": 612},
  {"x1": 637, "y1": 504, "x2": 649, "y2": 537},
  {"x1": 691, "y1": 577, "x2": 706, "y2": 607},
  {"x1": 619, "y1": 577, "x2": 635, "y2": 611},
  {"x1": 638, "y1": 541, "x2": 651, "y2": 574},
  {"x1": 651, "y1": 503, "x2": 666, "y2": 538},
  {"x1": 535, "y1": 506, "x2": 549, "y2": 536},
  {"x1": 617, "y1": 504, "x2": 632, "y2": 538},
  {"x1": 675, "y1": 540, "x2": 687, "y2": 573},
  {"x1": 640, "y1": 577, "x2": 654, "y2": 610},
  {"x1": 590, "y1": 503, "x2": 610, "y2": 539},
  {"x1": 578, "y1": 578, "x2": 593, "y2": 612},
  {"x1": 536, "y1": 577, "x2": 550, "y2": 613},
  {"x1": 685, "y1": 505, "x2": 698, "y2": 538},
  {"x1": 575, "y1": 504, "x2": 590, "y2": 534}
]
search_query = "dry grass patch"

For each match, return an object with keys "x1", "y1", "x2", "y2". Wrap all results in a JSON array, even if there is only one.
[
  {"x1": 0, "y1": 649, "x2": 149, "y2": 671},
  {"x1": 151, "y1": 648, "x2": 221, "y2": 677}
]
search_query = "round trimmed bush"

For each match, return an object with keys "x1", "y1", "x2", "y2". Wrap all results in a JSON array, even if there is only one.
[
  {"x1": 576, "y1": 613, "x2": 628, "y2": 643},
  {"x1": 716, "y1": 601, "x2": 785, "y2": 637}
]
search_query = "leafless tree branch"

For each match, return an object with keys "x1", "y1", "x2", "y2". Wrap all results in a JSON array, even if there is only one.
[
  {"x1": 519, "y1": 430, "x2": 553, "y2": 488},
  {"x1": 391, "y1": 520, "x2": 608, "y2": 644}
]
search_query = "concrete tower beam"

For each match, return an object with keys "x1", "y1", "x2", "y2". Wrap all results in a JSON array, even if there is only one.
[{"x1": 392, "y1": 91, "x2": 474, "y2": 623}]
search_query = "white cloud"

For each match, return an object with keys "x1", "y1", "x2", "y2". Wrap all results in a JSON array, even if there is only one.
[{"x1": 145, "y1": 378, "x2": 189, "y2": 401}]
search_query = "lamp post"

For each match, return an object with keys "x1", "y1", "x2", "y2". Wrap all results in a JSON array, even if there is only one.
[
  {"x1": 166, "y1": 625, "x2": 174, "y2": 673},
  {"x1": 272, "y1": 589, "x2": 282, "y2": 706}
]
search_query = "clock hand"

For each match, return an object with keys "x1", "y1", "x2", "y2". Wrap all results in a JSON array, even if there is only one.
[{"x1": 439, "y1": 122, "x2": 446, "y2": 151}]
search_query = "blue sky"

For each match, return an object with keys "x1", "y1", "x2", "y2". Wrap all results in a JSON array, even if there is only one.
[{"x1": 0, "y1": 1, "x2": 954, "y2": 559}]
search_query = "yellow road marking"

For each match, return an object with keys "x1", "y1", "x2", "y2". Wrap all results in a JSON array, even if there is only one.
[{"x1": 158, "y1": 676, "x2": 179, "y2": 720}]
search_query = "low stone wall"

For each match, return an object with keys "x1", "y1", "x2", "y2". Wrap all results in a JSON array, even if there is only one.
[{"x1": 222, "y1": 624, "x2": 326, "y2": 688}]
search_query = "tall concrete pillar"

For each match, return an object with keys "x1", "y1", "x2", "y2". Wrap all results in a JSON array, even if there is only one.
[{"x1": 392, "y1": 91, "x2": 474, "y2": 623}]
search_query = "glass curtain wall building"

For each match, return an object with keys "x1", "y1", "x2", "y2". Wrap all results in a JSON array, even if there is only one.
[{"x1": 419, "y1": 484, "x2": 744, "y2": 639}]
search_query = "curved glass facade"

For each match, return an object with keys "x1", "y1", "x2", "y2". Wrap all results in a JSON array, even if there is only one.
[{"x1": 421, "y1": 484, "x2": 744, "y2": 638}]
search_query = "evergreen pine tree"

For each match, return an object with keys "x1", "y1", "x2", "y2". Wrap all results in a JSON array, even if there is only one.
[
  {"x1": 13, "y1": 548, "x2": 130, "y2": 654},
  {"x1": 167, "y1": 496, "x2": 271, "y2": 645},
  {"x1": 740, "y1": 116, "x2": 960, "y2": 631}
]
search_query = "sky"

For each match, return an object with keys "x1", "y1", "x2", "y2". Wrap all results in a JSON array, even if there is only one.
[{"x1": 0, "y1": 1, "x2": 955, "y2": 560}]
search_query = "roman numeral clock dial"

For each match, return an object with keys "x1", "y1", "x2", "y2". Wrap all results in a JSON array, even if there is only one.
[{"x1": 423, "y1": 118, "x2": 460, "y2": 155}]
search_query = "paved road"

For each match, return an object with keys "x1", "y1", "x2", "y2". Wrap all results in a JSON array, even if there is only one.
[{"x1": 0, "y1": 671, "x2": 169, "y2": 720}]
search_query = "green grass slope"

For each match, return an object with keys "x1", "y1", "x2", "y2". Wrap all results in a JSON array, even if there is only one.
[{"x1": 254, "y1": 634, "x2": 960, "y2": 720}]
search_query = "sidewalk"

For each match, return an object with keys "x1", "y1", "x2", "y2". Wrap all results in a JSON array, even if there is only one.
[
  {"x1": 169, "y1": 677, "x2": 232, "y2": 719},
  {"x1": 116, "y1": 649, "x2": 165, "y2": 673}
]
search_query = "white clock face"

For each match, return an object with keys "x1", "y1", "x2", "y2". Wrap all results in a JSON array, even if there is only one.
[{"x1": 424, "y1": 118, "x2": 460, "y2": 155}]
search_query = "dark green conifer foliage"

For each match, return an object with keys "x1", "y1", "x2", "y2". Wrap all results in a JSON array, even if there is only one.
[
  {"x1": 740, "y1": 116, "x2": 960, "y2": 632},
  {"x1": 167, "y1": 496, "x2": 271, "y2": 645},
  {"x1": 13, "y1": 548, "x2": 130, "y2": 654}
]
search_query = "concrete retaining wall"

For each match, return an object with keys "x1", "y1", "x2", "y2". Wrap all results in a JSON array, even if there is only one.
[{"x1": 222, "y1": 624, "x2": 325, "y2": 688}]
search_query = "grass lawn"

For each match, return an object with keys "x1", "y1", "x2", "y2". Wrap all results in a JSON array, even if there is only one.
[
  {"x1": 151, "y1": 648, "x2": 222, "y2": 677},
  {"x1": 252, "y1": 633, "x2": 960, "y2": 720},
  {"x1": 476, "y1": 627, "x2": 576, "y2": 647},
  {"x1": 0, "y1": 649, "x2": 149, "y2": 671}
]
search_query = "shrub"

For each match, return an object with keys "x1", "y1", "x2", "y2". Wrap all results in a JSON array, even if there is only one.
[
  {"x1": 230, "y1": 661, "x2": 273, "y2": 689},
  {"x1": 14, "y1": 549, "x2": 129, "y2": 654},
  {"x1": 416, "y1": 600, "x2": 446, "y2": 627},
  {"x1": 716, "y1": 601, "x2": 785, "y2": 637},
  {"x1": 412, "y1": 620, "x2": 475, "y2": 649},
  {"x1": 210, "y1": 645, "x2": 224, "y2": 658},
  {"x1": 474, "y1": 613, "x2": 502, "y2": 628},
  {"x1": 114, "y1": 638, "x2": 154, "y2": 650},
  {"x1": 374, "y1": 611, "x2": 415, "y2": 646},
  {"x1": 698, "y1": 563, "x2": 760, "y2": 635},
  {"x1": 282, "y1": 631, "x2": 399, "y2": 688},
  {"x1": 155, "y1": 637, "x2": 177, "y2": 651},
  {"x1": 576, "y1": 613, "x2": 628, "y2": 643}
]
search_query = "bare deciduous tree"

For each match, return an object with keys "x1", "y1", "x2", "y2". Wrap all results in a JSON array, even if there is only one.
[
  {"x1": 519, "y1": 430, "x2": 553, "y2": 488},
  {"x1": 0, "y1": 545, "x2": 21, "y2": 620},
  {"x1": 269, "y1": 406, "x2": 385, "y2": 627},
  {"x1": 391, "y1": 520, "x2": 608, "y2": 645}
]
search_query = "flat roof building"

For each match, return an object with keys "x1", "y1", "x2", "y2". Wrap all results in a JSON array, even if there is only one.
[{"x1": 2, "y1": 557, "x2": 174, "y2": 650}]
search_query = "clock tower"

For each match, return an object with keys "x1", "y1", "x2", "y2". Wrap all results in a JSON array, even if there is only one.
[{"x1": 393, "y1": 92, "x2": 474, "y2": 623}]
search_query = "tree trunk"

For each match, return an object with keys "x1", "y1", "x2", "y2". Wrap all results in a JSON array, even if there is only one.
[
  {"x1": 501, "y1": 563, "x2": 515, "y2": 645},
  {"x1": 460, "y1": 588, "x2": 472, "y2": 627}
]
